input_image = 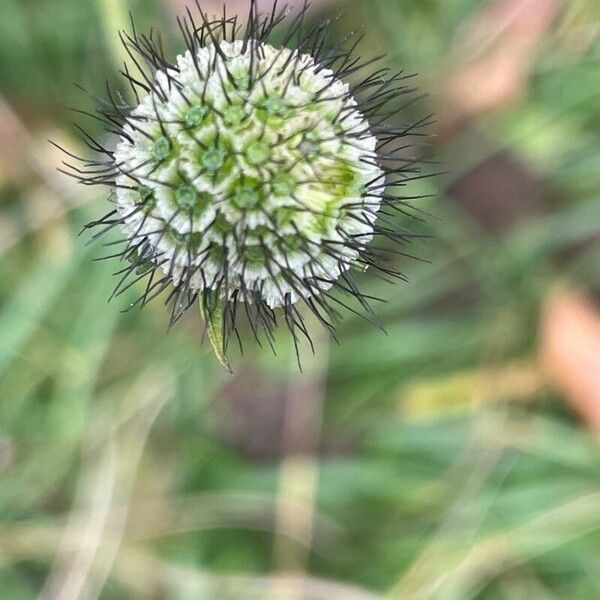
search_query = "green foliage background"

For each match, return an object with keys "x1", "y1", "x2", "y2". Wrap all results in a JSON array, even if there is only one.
[{"x1": 0, "y1": 0, "x2": 599, "y2": 598}]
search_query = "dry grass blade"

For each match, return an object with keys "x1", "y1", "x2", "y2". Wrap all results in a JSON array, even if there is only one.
[{"x1": 38, "y1": 367, "x2": 175, "y2": 600}]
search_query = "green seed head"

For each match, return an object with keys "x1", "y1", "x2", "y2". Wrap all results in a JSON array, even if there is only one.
[{"x1": 113, "y1": 39, "x2": 382, "y2": 310}]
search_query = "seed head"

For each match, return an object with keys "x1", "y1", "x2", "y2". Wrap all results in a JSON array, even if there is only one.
[
  {"x1": 116, "y1": 39, "x2": 381, "y2": 310},
  {"x1": 61, "y1": 1, "x2": 431, "y2": 368}
]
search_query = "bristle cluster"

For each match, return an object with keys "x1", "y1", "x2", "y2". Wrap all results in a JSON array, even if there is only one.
[{"x1": 61, "y1": 1, "x2": 432, "y2": 362}]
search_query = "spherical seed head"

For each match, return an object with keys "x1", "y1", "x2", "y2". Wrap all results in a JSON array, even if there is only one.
[
  {"x1": 66, "y1": 2, "x2": 431, "y2": 363},
  {"x1": 114, "y1": 40, "x2": 383, "y2": 309}
]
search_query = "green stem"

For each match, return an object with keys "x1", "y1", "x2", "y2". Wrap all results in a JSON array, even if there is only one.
[{"x1": 95, "y1": 0, "x2": 132, "y2": 77}]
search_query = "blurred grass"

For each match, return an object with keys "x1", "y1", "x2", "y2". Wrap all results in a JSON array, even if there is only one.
[{"x1": 0, "y1": 0, "x2": 599, "y2": 598}]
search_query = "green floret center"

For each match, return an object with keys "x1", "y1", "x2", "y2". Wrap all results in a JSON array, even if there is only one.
[
  {"x1": 176, "y1": 185, "x2": 199, "y2": 209},
  {"x1": 222, "y1": 105, "x2": 246, "y2": 126},
  {"x1": 232, "y1": 182, "x2": 263, "y2": 210},
  {"x1": 153, "y1": 136, "x2": 171, "y2": 160},
  {"x1": 257, "y1": 96, "x2": 293, "y2": 126},
  {"x1": 202, "y1": 147, "x2": 226, "y2": 171},
  {"x1": 185, "y1": 106, "x2": 208, "y2": 128},
  {"x1": 246, "y1": 141, "x2": 270, "y2": 166}
]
